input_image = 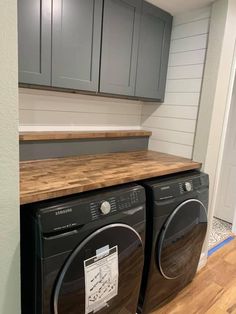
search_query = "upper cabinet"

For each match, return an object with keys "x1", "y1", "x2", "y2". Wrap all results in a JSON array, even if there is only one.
[
  {"x1": 135, "y1": 2, "x2": 172, "y2": 101},
  {"x1": 18, "y1": 0, "x2": 172, "y2": 101},
  {"x1": 52, "y1": 0, "x2": 103, "y2": 91},
  {"x1": 100, "y1": 0, "x2": 141, "y2": 96},
  {"x1": 18, "y1": 0, "x2": 51, "y2": 85}
]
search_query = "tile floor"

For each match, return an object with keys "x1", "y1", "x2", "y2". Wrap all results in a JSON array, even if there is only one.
[{"x1": 209, "y1": 217, "x2": 233, "y2": 249}]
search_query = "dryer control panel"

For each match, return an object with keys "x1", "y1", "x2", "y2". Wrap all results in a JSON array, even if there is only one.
[
  {"x1": 148, "y1": 171, "x2": 209, "y2": 202},
  {"x1": 179, "y1": 180, "x2": 193, "y2": 194}
]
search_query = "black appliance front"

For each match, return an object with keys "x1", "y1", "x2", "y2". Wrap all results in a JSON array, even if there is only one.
[
  {"x1": 139, "y1": 171, "x2": 209, "y2": 314},
  {"x1": 21, "y1": 184, "x2": 146, "y2": 314}
]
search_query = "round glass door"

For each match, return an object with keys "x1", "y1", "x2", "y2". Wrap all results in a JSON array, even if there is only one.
[
  {"x1": 53, "y1": 224, "x2": 144, "y2": 314},
  {"x1": 157, "y1": 199, "x2": 207, "y2": 280}
]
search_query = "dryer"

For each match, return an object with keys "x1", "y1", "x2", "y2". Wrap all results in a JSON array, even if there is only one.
[
  {"x1": 21, "y1": 183, "x2": 146, "y2": 314},
  {"x1": 138, "y1": 171, "x2": 209, "y2": 313}
]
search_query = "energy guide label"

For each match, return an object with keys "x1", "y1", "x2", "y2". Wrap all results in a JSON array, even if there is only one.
[{"x1": 84, "y1": 246, "x2": 119, "y2": 314}]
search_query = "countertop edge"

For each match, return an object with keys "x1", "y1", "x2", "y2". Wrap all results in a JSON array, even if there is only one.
[
  {"x1": 20, "y1": 162, "x2": 201, "y2": 205},
  {"x1": 19, "y1": 130, "x2": 152, "y2": 141}
]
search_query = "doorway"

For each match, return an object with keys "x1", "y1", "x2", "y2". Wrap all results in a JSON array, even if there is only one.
[
  {"x1": 209, "y1": 65, "x2": 236, "y2": 250},
  {"x1": 214, "y1": 72, "x2": 236, "y2": 225}
]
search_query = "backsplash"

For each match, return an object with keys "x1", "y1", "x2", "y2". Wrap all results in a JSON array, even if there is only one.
[
  {"x1": 19, "y1": 88, "x2": 142, "y2": 131},
  {"x1": 141, "y1": 6, "x2": 211, "y2": 158}
]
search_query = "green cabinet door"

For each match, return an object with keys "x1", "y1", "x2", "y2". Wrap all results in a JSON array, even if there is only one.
[
  {"x1": 100, "y1": 0, "x2": 142, "y2": 96},
  {"x1": 18, "y1": 0, "x2": 172, "y2": 100},
  {"x1": 135, "y1": 2, "x2": 172, "y2": 101},
  {"x1": 18, "y1": 0, "x2": 52, "y2": 85},
  {"x1": 51, "y1": 0, "x2": 103, "y2": 91}
]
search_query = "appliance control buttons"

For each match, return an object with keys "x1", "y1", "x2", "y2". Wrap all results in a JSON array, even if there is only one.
[
  {"x1": 100, "y1": 201, "x2": 111, "y2": 215},
  {"x1": 184, "y1": 182, "x2": 192, "y2": 192}
]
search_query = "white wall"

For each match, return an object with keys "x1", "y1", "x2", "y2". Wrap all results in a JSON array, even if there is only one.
[
  {"x1": 214, "y1": 72, "x2": 236, "y2": 223},
  {"x1": 141, "y1": 6, "x2": 211, "y2": 158},
  {"x1": 0, "y1": 0, "x2": 20, "y2": 313},
  {"x1": 193, "y1": 0, "x2": 236, "y2": 258},
  {"x1": 19, "y1": 88, "x2": 142, "y2": 131},
  {"x1": 193, "y1": 0, "x2": 228, "y2": 168}
]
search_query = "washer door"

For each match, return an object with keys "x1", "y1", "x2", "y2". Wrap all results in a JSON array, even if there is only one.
[
  {"x1": 53, "y1": 223, "x2": 144, "y2": 314},
  {"x1": 157, "y1": 199, "x2": 207, "y2": 280}
]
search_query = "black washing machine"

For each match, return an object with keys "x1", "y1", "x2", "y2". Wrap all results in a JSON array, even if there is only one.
[
  {"x1": 138, "y1": 170, "x2": 209, "y2": 314},
  {"x1": 21, "y1": 183, "x2": 146, "y2": 314}
]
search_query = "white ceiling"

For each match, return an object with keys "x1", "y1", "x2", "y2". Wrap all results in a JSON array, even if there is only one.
[{"x1": 146, "y1": 0, "x2": 214, "y2": 15}]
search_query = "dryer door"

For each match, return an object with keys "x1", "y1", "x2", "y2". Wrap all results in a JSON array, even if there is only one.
[
  {"x1": 53, "y1": 223, "x2": 144, "y2": 314},
  {"x1": 157, "y1": 199, "x2": 207, "y2": 280}
]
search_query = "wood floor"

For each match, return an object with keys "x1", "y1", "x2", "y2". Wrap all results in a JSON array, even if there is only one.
[{"x1": 153, "y1": 238, "x2": 236, "y2": 314}]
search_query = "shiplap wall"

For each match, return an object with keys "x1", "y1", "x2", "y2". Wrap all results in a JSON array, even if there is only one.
[
  {"x1": 141, "y1": 6, "x2": 211, "y2": 158},
  {"x1": 19, "y1": 88, "x2": 142, "y2": 131}
]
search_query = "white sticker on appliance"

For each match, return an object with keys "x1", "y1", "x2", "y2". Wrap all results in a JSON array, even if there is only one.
[
  {"x1": 96, "y1": 245, "x2": 110, "y2": 259},
  {"x1": 84, "y1": 246, "x2": 119, "y2": 314}
]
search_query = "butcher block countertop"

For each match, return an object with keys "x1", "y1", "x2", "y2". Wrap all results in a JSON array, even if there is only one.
[
  {"x1": 20, "y1": 150, "x2": 201, "y2": 205},
  {"x1": 19, "y1": 130, "x2": 151, "y2": 141}
]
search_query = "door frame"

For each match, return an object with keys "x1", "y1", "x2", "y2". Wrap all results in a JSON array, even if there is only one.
[{"x1": 211, "y1": 40, "x2": 236, "y2": 234}]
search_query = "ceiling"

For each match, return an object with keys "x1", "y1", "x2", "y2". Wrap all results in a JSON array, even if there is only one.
[{"x1": 146, "y1": 0, "x2": 214, "y2": 15}]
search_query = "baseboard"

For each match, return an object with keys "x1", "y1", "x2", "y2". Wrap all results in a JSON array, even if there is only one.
[
  {"x1": 208, "y1": 236, "x2": 235, "y2": 257},
  {"x1": 197, "y1": 252, "x2": 207, "y2": 271}
]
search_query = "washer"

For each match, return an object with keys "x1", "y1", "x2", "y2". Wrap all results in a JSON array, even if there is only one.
[
  {"x1": 21, "y1": 183, "x2": 146, "y2": 314},
  {"x1": 138, "y1": 170, "x2": 209, "y2": 314}
]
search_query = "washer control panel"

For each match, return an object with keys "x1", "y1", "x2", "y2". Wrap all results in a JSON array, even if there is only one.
[
  {"x1": 184, "y1": 181, "x2": 192, "y2": 191},
  {"x1": 179, "y1": 180, "x2": 193, "y2": 194},
  {"x1": 36, "y1": 185, "x2": 146, "y2": 233},
  {"x1": 100, "y1": 201, "x2": 111, "y2": 215},
  {"x1": 90, "y1": 197, "x2": 117, "y2": 220},
  {"x1": 89, "y1": 189, "x2": 142, "y2": 220},
  {"x1": 117, "y1": 190, "x2": 140, "y2": 210}
]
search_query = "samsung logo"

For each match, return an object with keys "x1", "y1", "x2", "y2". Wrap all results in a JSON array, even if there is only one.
[
  {"x1": 161, "y1": 186, "x2": 170, "y2": 190},
  {"x1": 55, "y1": 208, "x2": 73, "y2": 216}
]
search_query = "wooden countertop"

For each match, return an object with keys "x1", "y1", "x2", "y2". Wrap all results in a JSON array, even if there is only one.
[
  {"x1": 19, "y1": 130, "x2": 151, "y2": 141},
  {"x1": 20, "y1": 150, "x2": 201, "y2": 205}
]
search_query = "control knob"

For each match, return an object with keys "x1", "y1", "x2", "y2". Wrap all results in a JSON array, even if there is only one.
[
  {"x1": 184, "y1": 182, "x2": 192, "y2": 192},
  {"x1": 100, "y1": 201, "x2": 111, "y2": 215}
]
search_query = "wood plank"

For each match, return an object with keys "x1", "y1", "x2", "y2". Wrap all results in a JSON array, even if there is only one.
[
  {"x1": 153, "y1": 238, "x2": 236, "y2": 314},
  {"x1": 20, "y1": 150, "x2": 201, "y2": 204},
  {"x1": 170, "y1": 34, "x2": 208, "y2": 53},
  {"x1": 166, "y1": 78, "x2": 202, "y2": 93},
  {"x1": 223, "y1": 249, "x2": 236, "y2": 265},
  {"x1": 142, "y1": 104, "x2": 198, "y2": 120},
  {"x1": 148, "y1": 139, "x2": 193, "y2": 159},
  {"x1": 19, "y1": 130, "x2": 151, "y2": 141},
  {"x1": 142, "y1": 116, "x2": 196, "y2": 133},
  {"x1": 173, "y1": 6, "x2": 211, "y2": 26},
  {"x1": 205, "y1": 305, "x2": 227, "y2": 314},
  {"x1": 206, "y1": 259, "x2": 236, "y2": 288},
  {"x1": 157, "y1": 283, "x2": 223, "y2": 314},
  {"x1": 171, "y1": 19, "x2": 209, "y2": 40},
  {"x1": 143, "y1": 128, "x2": 194, "y2": 146},
  {"x1": 19, "y1": 109, "x2": 141, "y2": 128},
  {"x1": 167, "y1": 64, "x2": 204, "y2": 80},
  {"x1": 168, "y1": 49, "x2": 206, "y2": 66},
  {"x1": 164, "y1": 92, "x2": 200, "y2": 106},
  {"x1": 213, "y1": 278, "x2": 236, "y2": 313}
]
